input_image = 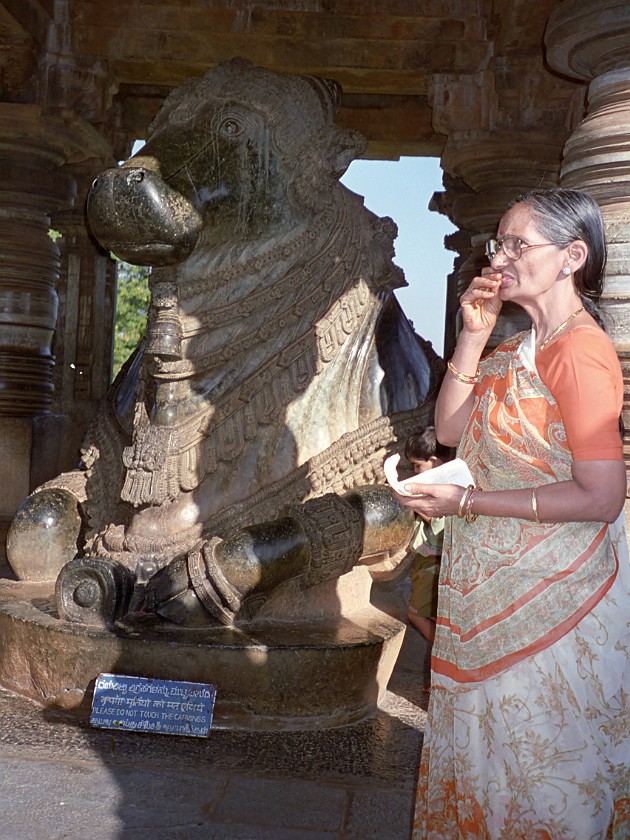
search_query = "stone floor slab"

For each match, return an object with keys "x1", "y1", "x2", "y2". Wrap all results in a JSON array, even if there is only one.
[
  {"x1": 344, "y1": 788, "x2": 416, "y2": 839},
  {"x1": 212, "y1": 776, "x2": 346, "y2": 832}
]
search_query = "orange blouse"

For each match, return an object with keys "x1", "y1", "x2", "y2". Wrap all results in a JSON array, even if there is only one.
[{"x1": 536, "y1": 325, "x2": 623, "y2": 461}]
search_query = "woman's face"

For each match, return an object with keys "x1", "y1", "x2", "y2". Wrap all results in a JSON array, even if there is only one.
[{"x1": 489, "y1": 204, "x2": 568, "y2": 306}]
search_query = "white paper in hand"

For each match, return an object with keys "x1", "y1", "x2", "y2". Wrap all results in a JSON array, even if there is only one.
[{"x1": 383, "y1": 454, "x2": 475, "y2": 497}]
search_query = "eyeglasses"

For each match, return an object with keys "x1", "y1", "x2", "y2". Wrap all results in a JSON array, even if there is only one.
[{"x1": 485, "y1": 235, "x2": 565, "y2": 261}]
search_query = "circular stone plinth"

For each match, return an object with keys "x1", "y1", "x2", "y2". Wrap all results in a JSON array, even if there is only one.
[{"x1": 0, "y1": 577, "x2": 406, "y2": 730}]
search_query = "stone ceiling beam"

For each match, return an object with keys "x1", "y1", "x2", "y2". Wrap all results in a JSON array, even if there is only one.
[
  {"x1": 75, "y1": 2, "x2": 486, "y2": 40},
  {"x1": 338, "y1": 94, "x2": 443, "y2": 158},
  {"x1": 77, "y1": 34, "x2": 490, "y2": 79},
  {"x1": 0, "y1": 0, "x2": 50, "y2": 44},
  {"x1": 111, "y1": 62, "x2": 436, "y2": 95},
  {"x1": 38, "y1": 0, "x2": 492, "y2": 98},
  {"x1": 114, "y1": 85, "x2": 444, "y2": 159}
]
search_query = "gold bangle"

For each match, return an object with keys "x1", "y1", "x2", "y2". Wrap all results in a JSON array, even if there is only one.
[
  {"x1": 447, "y1": 359, "x2": 480, "y2": 385},
  {"x1": 465, "y1": 488, "x2": 481, "y2": 524},
  {"x1": 531, "y1": 488, "x2": 541, "y2": 524},
  {"x1": 458, "y1": 484, "x2": 475, "y2": 518}
]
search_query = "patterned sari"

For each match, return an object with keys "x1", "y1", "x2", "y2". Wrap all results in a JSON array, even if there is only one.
[{"x1": 413, "y1": 331, "x2": 630, "y2": 839}]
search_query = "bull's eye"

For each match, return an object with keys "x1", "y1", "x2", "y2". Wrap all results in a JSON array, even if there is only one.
[
  {"x1": 219, "y1": 118, "x2": 243, "y2": 138},
  {"x1": 127, "y1": 170, "x2": 145, "y2": 185}
]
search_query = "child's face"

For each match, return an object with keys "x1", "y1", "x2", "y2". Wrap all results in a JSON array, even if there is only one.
[{"x1": 409, "y1": 456, "x2": 444, "y2": 474}]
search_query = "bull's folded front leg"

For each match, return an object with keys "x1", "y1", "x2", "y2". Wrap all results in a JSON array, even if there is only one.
[
  {"x1": 143, "y1": 517, "x2": 310, "y2": 626},
  {"x1": 143, "y1": 486, "x2": 414, "y2": 626}
]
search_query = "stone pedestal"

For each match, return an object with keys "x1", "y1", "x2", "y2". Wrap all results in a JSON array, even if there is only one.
[{"x1": 0, "y1": 569, "x2": 406, "y2": 730}]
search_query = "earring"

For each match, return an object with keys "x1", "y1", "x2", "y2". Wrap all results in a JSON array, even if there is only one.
[{"x1": 562, "y1": 266, "x2": 571, "y2": 276}]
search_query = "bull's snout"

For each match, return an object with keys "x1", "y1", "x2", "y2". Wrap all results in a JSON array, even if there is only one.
[{"x1": 87, "y1": 163, "x2": 203, "y2": 267}]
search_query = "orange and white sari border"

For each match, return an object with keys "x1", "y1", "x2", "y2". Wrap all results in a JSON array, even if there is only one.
[
  {"x1": 447, "y1": 522, "x2": 609, "y2": 641},
  {"x1": 432, "y1": 533, "x2": 619, "y2": 684},
  {"x1": 432, "y1": 573, "x2": 617, "y2": 684}
]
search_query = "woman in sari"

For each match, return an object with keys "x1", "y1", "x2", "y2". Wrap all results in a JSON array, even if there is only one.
[{"x1": 397, "y1": 188, "x2": 630, "y2": 839}]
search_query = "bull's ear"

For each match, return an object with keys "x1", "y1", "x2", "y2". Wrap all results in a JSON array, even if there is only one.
[{"x1": 330, "y1": 127, "x2": 367, "y2": 178}]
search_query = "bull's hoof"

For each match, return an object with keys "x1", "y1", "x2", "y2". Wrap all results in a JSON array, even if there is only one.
[
  {"x1": 142, "y1": 551, "x2": 224, "y2": 627},
  {"x1": 55, "y1": 556, "x2": 133, "y2": 629}
]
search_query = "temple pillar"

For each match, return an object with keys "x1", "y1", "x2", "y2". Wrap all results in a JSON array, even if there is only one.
[
  {"x1": 429, "y1": 57, "x2": 582, "y2": 354},
  {"x1": 435, "y1": 129, "x2": 567, "y2": 353},
  {"x1": 35, "y1": 164, "x2": 118, "y2": 491},
  {"x1": 51, "y1": 165, "x2": 118, "y2": 407},
  {"x1": 0, "y1": 108, "x2": 72, "y2": 416},
  {"x1": 546, "y1": 0, "x2": 630, "y2": 483},
  {"x1": 0, "y1": 104, "x2": 114, "y2": 542}
]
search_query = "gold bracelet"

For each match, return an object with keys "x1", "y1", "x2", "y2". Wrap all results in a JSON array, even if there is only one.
[
  {"x1": 531, "y1": 488, "x2": 541, "y2": 524},
  {"x1": 447, "y1": 359, "x2": 480, "y2": 385},
  {"x1": 465, "y1": 487, "x2": 481, "y2": 524},
  {"x1": 458, "y1": 484, "x2": 475, "y2": 518}
]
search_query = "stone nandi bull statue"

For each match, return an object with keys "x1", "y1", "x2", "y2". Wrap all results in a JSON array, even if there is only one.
[{"x1": 8, "y1": 59, "x2": 440, "y2": 635}]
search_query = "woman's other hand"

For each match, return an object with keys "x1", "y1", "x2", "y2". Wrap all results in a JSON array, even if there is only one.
[{"x1": 393, "y1": 483, "x2": 467, "y2": 520}]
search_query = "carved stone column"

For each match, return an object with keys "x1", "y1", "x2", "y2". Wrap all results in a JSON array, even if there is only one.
[
  {"x1": 0, "y1": 107, "x2": 74, "y2": 416},
  {"x1": 0, "y1": 106, "x2": 72, "y2": 529},
  {"x1": 0, "y1": 105, "x2": 113, "y2": 532},
  {"x1": 436, "y1": 129, "x2": 566, "y2": 352},
  {"x1": 430, "y1": 56, "x2": 582, "y2": 354},
  {"x1": 51, "y1": 166, "x2": 117, "y2": 410},
  {"x1": 546, "y1": 0, "x2": 630, "y2": 480},
  {"x1": 36, "y1": 166, "x2": 118, "y2": 489}
]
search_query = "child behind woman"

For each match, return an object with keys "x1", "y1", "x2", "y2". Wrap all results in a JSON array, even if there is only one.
[{"x1": 404, "y1": 427, "x2": 453, "y2": 642}]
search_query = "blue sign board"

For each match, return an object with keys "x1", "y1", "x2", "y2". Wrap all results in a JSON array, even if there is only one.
[{"x1": 90, "y1": 673, "x2": 216, "y2": 738}]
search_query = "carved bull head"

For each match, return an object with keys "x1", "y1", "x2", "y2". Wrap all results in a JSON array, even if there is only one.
[{"x1": 87, "y1": 59, "x2": 366, "y2": 266}]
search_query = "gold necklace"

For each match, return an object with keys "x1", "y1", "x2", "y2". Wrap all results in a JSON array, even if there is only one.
[{"x1": 538, "y1": 306, "x2": 584, "y2": 351}]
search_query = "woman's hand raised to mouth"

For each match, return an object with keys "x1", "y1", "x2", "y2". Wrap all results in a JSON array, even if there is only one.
[{"x1": 460, "y1": 268, "x2": 503, "y2": 337}]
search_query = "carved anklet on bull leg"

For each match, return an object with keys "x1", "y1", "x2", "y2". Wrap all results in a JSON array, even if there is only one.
[
  {"x1": 188, "y1": 537, "x2": 241, "y2": 625},
  {"x1": 144, "y1": 495, "x2": 365, "y2": 626}
]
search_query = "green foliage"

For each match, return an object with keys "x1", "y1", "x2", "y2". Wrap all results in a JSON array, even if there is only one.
[{"x1": 113, "y1": 260, "x2": 150, "y2": 379}]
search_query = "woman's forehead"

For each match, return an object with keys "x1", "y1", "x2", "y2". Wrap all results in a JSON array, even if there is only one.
[{"x1": 498, "y1": 203, "x2": 536, "y2": 237}]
